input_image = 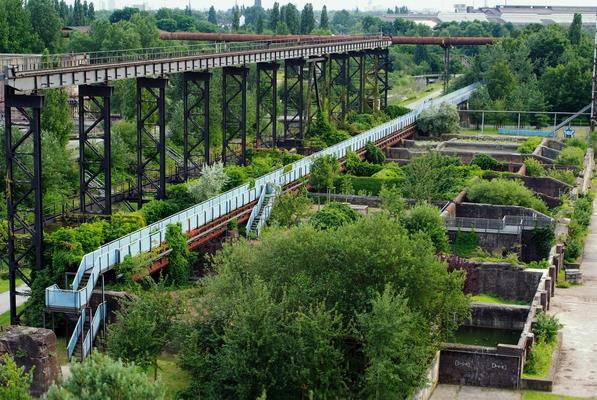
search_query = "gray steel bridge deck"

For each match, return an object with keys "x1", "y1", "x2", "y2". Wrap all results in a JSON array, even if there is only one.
[{"x1": 4, "y1": 36, "x2": 390, "y2": 91}]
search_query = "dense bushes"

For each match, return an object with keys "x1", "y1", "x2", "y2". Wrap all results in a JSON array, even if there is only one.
[
  {"x1": 452, "y1": 230, "x2": 480, "y2": 257},
  {"x1": 0, "y1": 354, "x2": 32, "y2": 400},
  {"x1": 524, "y1": 158, "x2": 546, "y2": 176},
  {"x1": 417, "y1": 102, "x2": 459, "y2": 136},
  {"x1": 309, "y1": 155, "x2": 340, "y2": 192},
  {"x1": 523, "y1": 313, "x2": 562, "y2": 378},
  {"x1": 345, "y1": 150, "x2": 384, "y2": 176},
  {"x1": 310, "y1": 202, "x2": 360, "y2": 230},
  {"x1": 565, "y1": 193, "x2": 594, "y2": 262},
  {"x1": 364, "y1": 141, "x2": 386, "y2": 164},
  {"x1": 178, "y1": 215, "x2": 470, "y2": 398},
  {"x1": 400, "y1": 202, "x2": 449, "y2": 252},
  {"x1": 384, "y1": 104, "x2": 411, "y2": 119},
  {"x1": 517, "y1": 137, "x2": 542, "y2": 154},
  {"x1": 270, "y1": 189, "x2": 312, "y2": 228},
  {"x1": 333, "y1": 176, "x2": 403, "y2": 196},
  {"x1": 557, "y1": 146, "x2": 585, "y2": 167},
  {"x1": 470, "y1": 154, "x2": 502, "y2": 171},
  {"x1": 467, "y1": 178, "x2": 548, "y2": 213}
]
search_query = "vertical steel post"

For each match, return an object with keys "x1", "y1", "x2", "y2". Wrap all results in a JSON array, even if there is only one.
[
  {"x1": 283, "y1": 58, "x2": 305, "y2": 143},
  {"x1": 347, "y1": 52, "x2": 364, "y2": 114},
  {"x1": 256, "y1": 62, "x2": 279, "y2": 148},
  {"x1": 222, "y1": 66, "x2": 249, "y2": 165},
  {"x1": 377, "y1": 48, "x2": 390, "y2": 110},
  {"x1": 4, "y1": 86, "x2": 43, "y2": 325},
  {"x1": 591, "y1": 13, "x2": 597, "y2": 131},
  {"x1": 328, "y1": 54, "x2": 348, "y2": 121},
  {"x1": 182, "y1": 71, "x2": 210, "y2": 179},
  {"x1": 78, "y1": 84, "x2": 113, "y2": 215},
  {"x1": 136, "y1": 77, "x2": 167, "y2": 209},
  {"x1": 306, "y1": 57, "x2": 326, "y2": 130},
  {"x1": 443, "y1": 45, "x2": 451, "y2": 94}
]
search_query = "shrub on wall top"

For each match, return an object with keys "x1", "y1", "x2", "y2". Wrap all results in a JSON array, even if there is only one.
[{"x1": 467, "y1": 178, "x2": 548, "y2": 213}]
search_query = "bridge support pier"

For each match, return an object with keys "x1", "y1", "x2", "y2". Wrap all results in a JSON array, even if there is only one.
[
  {"x1": 306, "y1": 57, "x2": 327, "y2": 130},
  {"x1": 376, "y1": 48, "x2": 390, "y2": 111},
  {"x1": 442, "y1": 45, "x2": 451, "y2": 94},
  {"x1": 283, "y1": 58, "x2": 305, "y2": 144},
  {"x1": 328, "y1": 54, "x2": 348, "y2": 121},
  {"x1": 3, "y1": 87, "x2": 44, "y2": 325},
  {"x1": 222, "y1": 66, "x2": 249, "y2": 165},
  {"x1": 182, "y1": 71, "x2": 210, "y2": 180},
  {"x1": 78, "y1": 84, "x2": 113, "y2": 215},
  {"x1": 348, "y1": 51, "x2": 365, "y2": 114},
  {"x1": 136, "y1": 77, "x2": 167, "y2": 209},
  {"x1": 256, "y1": 62, "x2": 279, "y2": 148}
]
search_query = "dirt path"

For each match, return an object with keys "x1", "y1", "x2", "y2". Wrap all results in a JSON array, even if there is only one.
[{"x1": 549, "y1": 195, "x2": 597, "y2": 398}]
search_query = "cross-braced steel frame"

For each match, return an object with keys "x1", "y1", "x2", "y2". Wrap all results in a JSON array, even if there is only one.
[
  {"x1": 347, "y1": 51, "x2": 365, "y2": 114},
  {"x1": 183, "y1": 71, "x2": 210, "y2": 179},
  {"x1": 78, "y1": 84, "x2": 113, "y2": 215},
  {"x1": 306, "y1": 57, "x2": 326, "y2": 129},
  {"x1": 591, "y1": 20, "x2": 597, "y2": 131},
  {"x1": 136, "y1": 77, "x2": 167, "y2": 208},
  {"x1": 283, "y1": 58, "x2": 305, "y2": 142},
  {"x1": 3, "y1": 87, "x2": 43, "y2": 325},
  {"x1": 328, "y1": 54, "x2": 348, "y2": 121},
  {"x1": 376, "y1": 48, "x2": 390, "y2": 111},
  {"x1": 443, "y1": 45, "x2": 451, "y2": 94},
  {"x1": 222, "y1": 66, "x2": 248, "y2": 165},
  {"x1": 255, "y1": 62, "x2": 278, "y2": 148}
]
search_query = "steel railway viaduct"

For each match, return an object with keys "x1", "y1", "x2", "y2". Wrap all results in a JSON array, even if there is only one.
[{"x1": 2, "y1": 33, "x2": 488, "y2": 359}]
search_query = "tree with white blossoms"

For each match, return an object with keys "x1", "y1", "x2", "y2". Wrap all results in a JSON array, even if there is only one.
[
  {"x1": 188, "y1": 162, "x2": 229, "y2": 202},
  {"x1": 417, "y1": 102, "x2": 460, "y2": 137}
]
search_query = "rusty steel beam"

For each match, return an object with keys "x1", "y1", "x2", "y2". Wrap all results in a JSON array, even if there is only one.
[
  {"x1": 389, "y1": 36, "x2": 496, "y2": 46},
  {"x1": 158, "y1": 32, "x2": 496, "y2": 46}
]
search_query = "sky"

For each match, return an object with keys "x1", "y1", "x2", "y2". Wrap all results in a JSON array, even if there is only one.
[{"x1": 95, "y1": 0, "x2": 597, "y2": 12}]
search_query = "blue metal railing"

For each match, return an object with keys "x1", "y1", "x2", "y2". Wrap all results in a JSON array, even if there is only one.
[
  {"x1": 46, "y1": 83, "x2": 479, "y2": 314},
  {"x1": 246, "y1": 185, "x2": 268, "y2": 235}
]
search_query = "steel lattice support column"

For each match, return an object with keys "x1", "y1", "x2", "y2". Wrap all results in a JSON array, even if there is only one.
[
  {"x1": 443, "y1": 45, "x2": 451, "y2": 94},
  {"x1": 136, "y1": 77, "x2": 167, "y2": 209},
  {"x1": 255, "y1": 62, "x2": 278, "y2": 148},
  {"x1": 328, "y1": 54, "x2": 348, "y2": 121},
  {"x1": 591, "y1": 16, "x2": 597, "y2": 131},
  {"x1": 347, "y1": 51, "x2": 365, "y2": 114},
  {"x1": 222, "y1": 66, "x2": 249, "y2": 165},
  {"x1": 182, "y1": 71, "x2": 210, "y2": 179},
  {"x1": 376, "y1": 48, "x2": 390, "y2": 111},
  {"x1": 78, "y1": 84, "x2": 113, "y2": 215},
  {"x1": 283, "y1": 58, "x2": 305, "y2": 142},
  {"x1": 4, "y1": 87, "x2": 43, "y2": 325},
  {"x1": 306, "y1": 57, "x2": 327, "y2": 129}
]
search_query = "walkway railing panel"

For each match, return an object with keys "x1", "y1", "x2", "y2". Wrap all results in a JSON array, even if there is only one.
[{"x1": 46, "y1": 83, "x2": 479, "y2": 312}]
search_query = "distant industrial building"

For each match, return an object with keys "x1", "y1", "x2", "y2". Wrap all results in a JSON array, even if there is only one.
[{"x1": 382, "y1": 5, "x2": 597, "y2": 27}]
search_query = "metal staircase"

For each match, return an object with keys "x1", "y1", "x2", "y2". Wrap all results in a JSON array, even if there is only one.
[{"x1": 246, "y1": 183, "x2": 278, "y2": 237}]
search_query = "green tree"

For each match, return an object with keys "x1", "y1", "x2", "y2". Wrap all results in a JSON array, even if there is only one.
[
  {"x1": 299, "y1": 3, "x2": 314, "y2": 34},
  {"x1": 269, "y1": 2, "x2": 279, "y2": 31},
  {"x1": 107, "y1": 283, "x2": 180, "y2": 380},
  {"x1": 0, "y1": 0, "x2": 42, "y2": 53},
  {"x1": 308, "y1": 155, "x2": 340, "y2": 192},
  {"x1": 467, "y1": 178, "x2": 548, "y2": 213},
  {"x1": 310, "y1": 202, "x2": 360, "y2": 230},
  {"x1": 165, "y1": 223, "x2": 191, "y2": 285},
  {"x1": 358, "y1": 285, "x2": 432, "y2": 399},
  {"x1": 319, "y1": 5, "x2": 328, "y2": 30},
  {"x1": 568, "y1": 13, "x2": 582, "y2": 45},
  {"x1": 379, "y1": 185, "x2": 405, "y2": 218},
  {"x1": 403, "y1": 152, "x2": 468, "y2": 201},
  {"x1": 188, "y1": 162, "x2": 229, "y2": 202},
  {"x1": 26, "y1": 0, "x2": 62, "y2": 51},
  {"x1": 232, "y1": 7, "x2": 240, "y2": 31},
  {"x1": 400, "y1": 202, "x2": 449, "y2": 252},
  {"x1": 0, "y1": 354, "x2": 32, "y2": 400},
  {"x1": 540, "y1": 60, "x2": 592, "y2": 112},
  {"x1": 41, "y1": 88, "x2": 73, "y2": 147},
  {"x1": 208, "y1": 5, "x2": 217, "y2": 25},
  {"x1": 46, "y1": 353, "x2": 165, "y2": 399},
  {"x1": 486, "y1": 59, "x2": 516, "y2": 100},
  {"x1": 417, "y1": 102, "x2": 459, "y2": 136},
  {"x1": 270, "y1": 189, "x2": 312, "y2": 227},
  {"x1": 282, "y1": 3, "x2": 300, "y2": 34}
]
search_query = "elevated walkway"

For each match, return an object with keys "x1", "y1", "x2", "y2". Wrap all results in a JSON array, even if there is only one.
[{"x1": 45, "y1": 83, "x2": 479, "y2": 360}]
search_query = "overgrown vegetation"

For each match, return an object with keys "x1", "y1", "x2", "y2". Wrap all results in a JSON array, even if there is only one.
[
  {"x1": 310, "y1": 202, "x2": 360, "y2": 230},
  {"x1": 0, "y1": 354, "x2": 32, "y2": 400},
  {"x1": 467, "y1": 178, "x2": 548, "y2": 213},
  {"x1": 452, "y1": 230, "x2": 480, "y2": 257},
  {"x1": 523, "y1": 313, "x2": 562, "y2": 378},
  {"x1": 517, "y1": 137, "x2": 542, "y2": 154},
  {"x1": 564, "y1": 193, "x2": 593, "y2": 263},
  {"x1": 417, "y1": 102, "x2": 460, "y2": 137}
]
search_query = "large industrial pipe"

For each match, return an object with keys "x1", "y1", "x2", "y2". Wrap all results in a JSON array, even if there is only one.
[{"x1": 158, "y1": 31, "x2": 497, "y2": 46}]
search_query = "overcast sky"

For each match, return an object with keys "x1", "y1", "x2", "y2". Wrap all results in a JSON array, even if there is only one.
[{"x1": 95, "y1": 0, "x2": 597, "y2": 12}]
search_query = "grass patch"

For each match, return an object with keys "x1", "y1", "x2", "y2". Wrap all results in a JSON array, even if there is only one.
[
  {"x1": 56, "y1": 336, "x2": 69, "y2": 366},
  {"x1": 0, "y1": 276, "x2": 26, "y2": 293},
  {"x1": 0, "y1": 304, "x2": 25, "y2": 327},
  {"x1": 470, "y1": 293, "x2": 529, "y2": 306},
  {"x1": 523, "y1": 340, "x2": 556, "y2": 378},
  {"x1": 156, "y1": 354, "x2": 191, "y2": 400},
  {"x1": 523, "y1": 391, "x2": 592, "y2": 400}
]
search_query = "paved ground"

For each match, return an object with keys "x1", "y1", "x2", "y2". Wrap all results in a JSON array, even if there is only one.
[
  {"x1": 549, "y1": 197, "x2": 597, "y2": 398},
  {"x1": 0, "y1": 283, "x2": 30, "y2": 315},
  {"x1": 406, "y1": 89, "x2": 443, "y2": 109},
  {"x1": 431, "y1": 384, "x2": 522, "y2": 399}
]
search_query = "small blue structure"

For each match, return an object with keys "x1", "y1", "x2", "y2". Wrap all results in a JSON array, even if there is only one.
[
  {"x1": 564, "y1": 127, "x2": 575, "y2": 138},
  {"x1": 497, "y1": 128, "x2": 554, "y2": 137}
]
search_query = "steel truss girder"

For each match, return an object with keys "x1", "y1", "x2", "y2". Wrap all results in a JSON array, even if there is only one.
[
  {"x1": 328, "y1": 54, "x2": 348, "y2": 121},
  {"x1": 222, "y1": 66, "x2": 248, "y2": 165},
  {"x1": 255, "y1": 62, "x2": 279, "y2": 148},
  {"x1": 283, "y1": 58, "x2": 306, "y2": 141},
  {"x1": 362, "y1": 49, "x2": 389, "y2": 113},
  {"x1": 182, "y1": 71, "x2": 210, "y2": 179},
  {"x1": 3, "y1": 87, "x2": 44, "y2": 325},
  {"x1": 347, "y1": 51, "x2": 365, "y2": 114},
  {"x1": 306, "y1": 57, "x2": 327, "y2": 130},
  {"x1": 78, "y1": 84, "x2": 113, "y2": 215},
  {"x1": 136, "y1": 77, "x2": 167, "y2": 208}
]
